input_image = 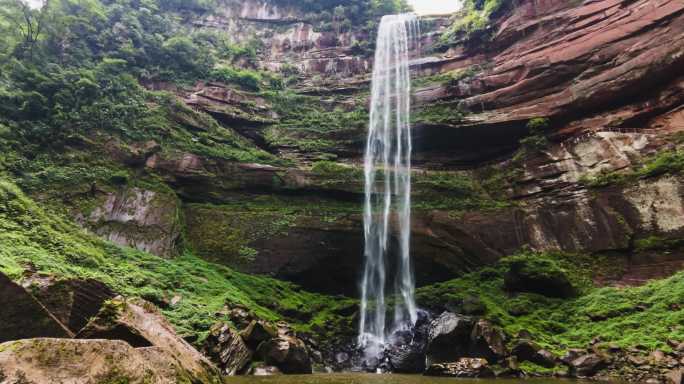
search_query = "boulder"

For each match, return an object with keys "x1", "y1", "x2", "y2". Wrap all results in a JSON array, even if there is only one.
[
  {"x1": 426, "y1": 312, "x2": 474, "y2": 365},
  {"x1": 203, "y1": 323, "x2": 253, "y2": 376},
  {"x1": 666, "y1": 368, "x2": 683, "y2": 384},
  {"x1": 0, "y1": 338, "x2": 203, "y2": 384},
  {"x1": 386, "y1": 344, "x2": 426, "y2": 373},
  {"x1": 76, "y1": 297, "x2": 220, "y2": 382},
  {"x1": 240, "y1": 320, "x2": 278, "y2": 349},
  {"x1": 227, "y1": 305, "x2": 254, "y2": 329},
  {"x1": 504, "y1": 257, "x2": 577, "y2": 298},
  {"x1": 0, "y1": 272, "x2": 72, "y2": 342},
  {"x1": 570, "y1": 353, "x2": 606, "y2": 377},
  {"x1": 257, "y1": 335, "x2": 312, "y2": 374},
  {"x1": 511, "y1": 340, "x2": 541, "y2": 362},
  {"x1": 534, "y1": 349, "x2": 557, "y2": 368},
  {"x1": 561, "y1": 349, "x2": 585, "y2": 365},
  {"x1": 22, "y1": 275, "x2": 115, "y2": 333},
  {"x1": 469, "y1": 319, "x2": 507, "y2": 363},
  {"x1": 424, "y1": 358, "x2": 495, "y2": 378}
]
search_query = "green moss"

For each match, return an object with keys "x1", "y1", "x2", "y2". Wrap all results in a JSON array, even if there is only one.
[
  {"x1": 417, "y1": 250, "x2": 684, "y2": 354},
  {"x1": 0, "y1": 177, "x2": 354, "y2": 345},
  {"x1": 634, "y1": 235, "x2": 684, "y2": 251},
  {"x1": 263, "y1": 91, "x2": 368, "y2": 156},
  {"x1": 582, "y1": 149, "x2": 684, "y2": 188},
  {"x1": 413, "y1": 102, "x2": 465, "y2": 125},
  {"x1": 438, "y1": 0, "x2": 511, "y2": 47}
]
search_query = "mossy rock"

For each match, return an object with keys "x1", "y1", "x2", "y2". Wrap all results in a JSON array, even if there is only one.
[{"x1": 502, "y1": 255, "x2": 577, "y2": 298}]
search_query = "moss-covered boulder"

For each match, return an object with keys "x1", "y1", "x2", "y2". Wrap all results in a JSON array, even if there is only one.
[{"x1": 503, "y1": 254, "x2": 577, "y2": 298}]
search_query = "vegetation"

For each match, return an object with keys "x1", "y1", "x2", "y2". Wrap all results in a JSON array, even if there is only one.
[
  {"x1": 417, "y1": 250, "x2": 684, "y2": 354},
  {"x1": 581, "y1": 149, "x2": 684, "y2": 188},
  {"x1": 438, "y1": 0, "x2": 512, "y2": 47},
  {"x1": 0, "y1": 176, "x2": 354, "y2": 344}
]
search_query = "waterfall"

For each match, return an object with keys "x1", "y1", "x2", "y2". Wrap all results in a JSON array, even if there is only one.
[{"x1": 359, "y1": 13, "x2": 419, "y2": 358}]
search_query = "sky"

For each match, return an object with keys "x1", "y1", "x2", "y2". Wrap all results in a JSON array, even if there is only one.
[
  {"x1": 25, "y1": 0, "x2": 463, "y2": 15},
  {"x1": 407, "y1": 0, "x2": 463, "y2": 15}
]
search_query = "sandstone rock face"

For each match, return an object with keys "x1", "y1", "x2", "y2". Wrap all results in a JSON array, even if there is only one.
[
  {"x1": 203, "y1": 323, "x2": 252, "y2": 376},
  {"x1": 0, "y1": 272, "x2": 72, "y2": 343},
  {"x1": 424, "y1": 358, "x2": 494, "y2": 378},
  {"x1": 0, "y1": 339, "x2": 202, "y2": 384},
  {"x1": 21, "y1": 276, "x2": 115, "y2": 334},
  {"x1": 76, "y1": 297, "x2": 220, "y2": 382},
  {"x1": 76, "y1": 186, "x2": 182, "y2": 258}
]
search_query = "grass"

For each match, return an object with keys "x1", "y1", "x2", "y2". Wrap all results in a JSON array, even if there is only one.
[
  {"x1": 417, "y1": 251, "x2": 684, "y2": 355},
  {"x1": 581, "y1": 149, "x2": 684, "y2": 188},
  {"x1": 0, "y1": 177, "x2": 355, "y2": 345}
]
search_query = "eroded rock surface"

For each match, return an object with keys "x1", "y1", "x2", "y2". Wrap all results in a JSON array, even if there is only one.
[
  {"x1": 0, "y1": 338, "x2": 204, "y2": 384},
  {"x1": 0, "y1": 272, "x2": 72, "y2": 343}
]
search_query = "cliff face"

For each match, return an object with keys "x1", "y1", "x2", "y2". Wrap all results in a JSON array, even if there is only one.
[{"x1": 60, "y1": 0, "x2": 684, "y2": 295}]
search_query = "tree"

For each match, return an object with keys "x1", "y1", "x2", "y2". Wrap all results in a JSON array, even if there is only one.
[{"x1": 0, "y1": 0, "x2": 50, "y2": 59}]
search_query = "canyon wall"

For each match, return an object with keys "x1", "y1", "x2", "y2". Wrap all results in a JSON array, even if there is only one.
[{"x1": 68, "y1": 0, "x2": 684, "y2": 295}]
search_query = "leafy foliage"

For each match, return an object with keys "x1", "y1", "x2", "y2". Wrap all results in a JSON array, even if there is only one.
[{"x1": 438, "y1": 0, "x2": 512, "y2": 47}]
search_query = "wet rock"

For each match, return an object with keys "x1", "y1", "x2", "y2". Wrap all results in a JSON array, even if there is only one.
[
  {"x1": 203, "y1": 323, "x2": 252, "y2": 376},
  {"x1": 511, "y1": 339, "x2": 541, "y2": 362},
  {"x1": 0, "y1": 338, "x2": 202, "y2": 384},
  {"x1": 249, "y1": 363, "x2": 282, "y2": 376},
  {"x1": 386, "y1": 344, "x2": 426, "y2": 373},
  {"x1": 76, "y1": 296, "x2": 220, "y2": 381},
  {"x1": 335, "y1": 352, "x2": 350, "y2": 365},
  {"x1": 240, "y1": 320, "x2": 278, "y2": 349},
  {"x1": 257, "y1": 335, "x2": 312, "y2": 374},
  {"x1": 0, "y1": 272, "x2": 72, "y2": 342},
  {"x1": 426, "y1": 312, "x2": 474, "y2": 365},
  {"x1": 424, "y1": 358, "x2": 495, "y2": 378},
  {"x1": 570, "y1": 353, "x2": 606, "y2": 377},
  {"x1": 561, "y1": 349, "x2": 585, "y2": 365},
  {"x1": 469, "y1": 319, "x2": 507, "y2": 363},
  {"x1": 534, "y1": 349, "x2": 557, "y2": 368}
]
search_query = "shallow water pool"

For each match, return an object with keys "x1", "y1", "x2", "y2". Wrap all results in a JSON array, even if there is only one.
[{"x1": 230, "y1": 374, "x2": 622, "y2": 384}]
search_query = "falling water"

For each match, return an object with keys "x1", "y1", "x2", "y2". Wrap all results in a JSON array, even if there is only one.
[{"x1": 359, "y1": 13, "x2": 419, "y2": 358}]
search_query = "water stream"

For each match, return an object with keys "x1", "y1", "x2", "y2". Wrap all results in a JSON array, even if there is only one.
[{"x1": 359, "y1": 13, "x2": 420, "y2": 358}]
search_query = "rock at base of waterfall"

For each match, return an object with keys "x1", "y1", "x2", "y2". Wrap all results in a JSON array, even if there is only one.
[
  {"x1": 570, "y1": 353, "x2": 606, "y2": 377},
  {"x1": 424, "y1": 358, "x2": 495, "y2": 378},
  {"x1": 248, "y1": 362, "x2": 283, "y2": 376},
  {"x1": 203, "y1": 323, "x2": 253, "y2": 376},
  {"x1": 386, "y1": 344, "x2": 427, "y2": 373},
  {"x1": 426, "y1": 312, "x2": 474, "y2": 365},
  {"x1": 240, "y1": 320, "x2": 278, "y2": 349},
  {"x1": 257, "y1": 335, "x2": 312, "y2": 374},
  {"x1": 469, "y1": 319, "x2": 507, "y2": 363}
]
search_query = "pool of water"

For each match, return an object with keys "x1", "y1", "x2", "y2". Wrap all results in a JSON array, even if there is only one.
[{"x1": 230, "y1": 374, "x2": 617, "y2": 384}]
